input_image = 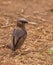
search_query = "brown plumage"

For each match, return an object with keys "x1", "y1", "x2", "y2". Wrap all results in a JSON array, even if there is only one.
[
  {"x1": 11, "y1": 18, "x2": 27, "y2": 51},
  {"x1": 7, "y1": 18, "x2": 36, "y2": 51}
]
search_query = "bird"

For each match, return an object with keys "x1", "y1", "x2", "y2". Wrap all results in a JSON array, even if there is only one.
[{"x1": 11, "y1": 18, "x2": 37, "y2": 51}]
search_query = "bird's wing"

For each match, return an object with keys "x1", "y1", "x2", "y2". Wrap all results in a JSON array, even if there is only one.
[
  {"x1": 15, "y1": 32, "x2": 26, "y2": 48},
  {"x1": 11, "y1": 29, "x2": 27, "y2": 50}
]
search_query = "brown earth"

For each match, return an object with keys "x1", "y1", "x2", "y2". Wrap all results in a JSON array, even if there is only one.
[{"x1": 0, "y1": 0, "x2": 53, "y2": 65}]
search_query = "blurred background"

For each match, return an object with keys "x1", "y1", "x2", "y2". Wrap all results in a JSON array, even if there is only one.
[{"x1": 0, "y1": 0, "x2": 53, "y2": 65}]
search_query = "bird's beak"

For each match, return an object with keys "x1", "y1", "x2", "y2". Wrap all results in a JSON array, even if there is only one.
[{"x1": 27, "y1": 21, "x2": 37, "y2": 25}]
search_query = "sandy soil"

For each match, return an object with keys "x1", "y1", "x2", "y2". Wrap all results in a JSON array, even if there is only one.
[{"x1": 0, "y1": 0, "x2": 53, "y2": 65}]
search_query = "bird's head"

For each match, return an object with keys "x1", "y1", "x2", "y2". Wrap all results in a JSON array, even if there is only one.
[
  {"x1": 18, "y1": 18, "x2": 28, "y2": 24},
  {"x1": 17, "y1": 18, "x2": 36, "y2": 27}
]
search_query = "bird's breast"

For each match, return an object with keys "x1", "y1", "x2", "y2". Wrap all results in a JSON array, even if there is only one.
[{"x1": 13, "y1": 29, "x2": 27, "y2": 38}]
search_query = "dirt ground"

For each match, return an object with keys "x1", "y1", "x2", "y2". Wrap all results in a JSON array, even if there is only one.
[{"x1": 0, "y1": 0, "x2": 53, "y2": 65}]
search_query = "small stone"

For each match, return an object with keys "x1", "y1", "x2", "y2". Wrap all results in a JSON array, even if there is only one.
[{"x1": 21, "y1": 9, "x2": 24, "y2": 13}]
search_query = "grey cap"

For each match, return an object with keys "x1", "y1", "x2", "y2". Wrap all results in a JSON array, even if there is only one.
[{"x1": 18, "y1": 18, "x2": 28, "y2": 23}]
